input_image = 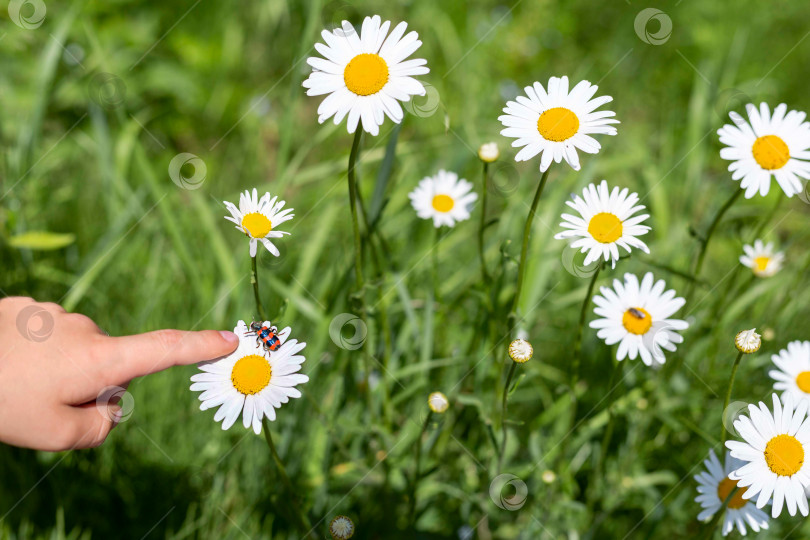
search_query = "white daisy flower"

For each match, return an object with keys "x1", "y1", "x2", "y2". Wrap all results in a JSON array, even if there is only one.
[
  {"x1": 554, "y1": 180, "x2": 650, "y2": 268},
  {"x1": 718, "y1": 103, "x2": 810, "y2": 198},
  {"x1": 329, "y1": 515, "x2": 355, "y2": 539},
  {"x1": 224, "y1": 189, "x2": 294, "y2": 257},
  {"x1": 726, "y1": 393, "x2": 810, "y2": 518},
  {"x1": 408, "y1": 169, "x2": 478, "y2": 228},
  {"x1": 739, "y1": 239, "x2": 784, "y2": 277},
  {"x1": 303, "y1": 15, "x2": 429, "y2": 136},
  {"x1": 190, "y1": 320, "x2": 308, "y2": 434},
  {"x1": 498, "y1": 76, "x2": 619, "y2": 172},
  {"x1": 590, "y1": 272, "x2": 689, "y2": 366},
  {"x1": 694, "y1": 449, "x2": 769, "y2": 536},
  {"x1": 770, "y1": 341, "x2": 810, "y2": 406}
]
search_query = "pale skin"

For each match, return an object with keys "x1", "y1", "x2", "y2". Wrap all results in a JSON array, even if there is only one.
[{"x1": 0, "y1": 297, "x2": 239, "y2": 452}]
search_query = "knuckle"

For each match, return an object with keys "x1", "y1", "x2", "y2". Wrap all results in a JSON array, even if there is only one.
[
  {"x1": 152, "y1": 329, "x2": 184, "y2": 352},
  {"x1": 52, "y1": 420, "x2": 82, "y2": 450},
  {"x1": 68, "y1": 313, "x2": 100, "y2": 331}
]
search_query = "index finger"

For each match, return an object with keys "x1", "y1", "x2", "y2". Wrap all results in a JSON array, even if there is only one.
[{"x1": 101, "y1": 329, "x2": 239, "y2": 384}]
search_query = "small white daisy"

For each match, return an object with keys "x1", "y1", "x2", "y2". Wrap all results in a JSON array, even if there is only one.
[
  {"x1": 770, "y1": 341, "x2": 810, "y2": 406},
  {"x1": 740, "y1": 239, "x2": 784, "y2": 277},
  {"x1": 694, "y1": 449, "x2": 769, "y2": 536},
  {"x1": 408, "y1": 169, "x2": 478, "y2": 228},
  {"x1": 427, "y1": 391, "x2": 449, "y2": 414},
  {"x1": 554, "y1": 180, "x2": 650, "y2": 268},
  {"x1": 508, "y1": 338, "x2": 533, "y2": 363},
  {"x1": 590, "y1": 272, "x2": 689, "y2": 366},
  {"x1": 726, "y1": 393, "x2": 810, "y2": 518},
  {"x1": 329, "y1": 515, "x2": 355, "y2": 539},
  {"x1": 190, "y1": 321, "x2": 308, "y2": 434},
  {"x1": 718, "y1": 103, "x2": 810, "y2": 198},
  {"x1": 224, "y1": 189, "x2": 294, "y2": 257},
  {"x1": 303, "y1": 15, "x2": 429, "y2": 136},
  {"x1": 498, "y1": 76, "x2": 619, "y2": 172}
]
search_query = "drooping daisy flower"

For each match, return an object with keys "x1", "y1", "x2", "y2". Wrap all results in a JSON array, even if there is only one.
[
  {"x1": 508, "y1": 338, "x2": 533, "y2": 363},
  {"x1": 224, "y1": 189, "x2": 294, "y2": 257},
  {"x1": 554, "y1": 180, "x2": 650, "y2": 268},
  {"x1": 329, "y1": 515, "x2": 355, "y2": 539},
  {"x1": 303, "y1": 15, "x2": 429, "y2": 136},
  {"x1": 408, "y1": 170, "x2": 477, "y2": 228},
  {"x1": 694, "y1": 449, "x2": 769, "y2": 536},
  {"x1": 735, "y1": 328, "x2": 761, "y2": 354},
  {"x1": 739, "y1": 240, "x2": 784, "y2": 277},
  {"x1": 190, "y1": 320, "x2": 308, "y2": 434},
  {"x1": 590, "y1": 272, "x2": 688, "y2": 366},
  {"x1": 769, "y1": 341, "x2": 810, "y2": 406},
  {"x1": 726, "y1": 393, "x2": 810, "y2": 518},
  {"x1": 498, "y1": 76, "x2": 619, "y2": 172},
  {"x1": 427, "y1": 392, "x2": 449, "y2": 414},
  {"x1": 718, "y1": 103, "x2": 810, "y2": 198}
]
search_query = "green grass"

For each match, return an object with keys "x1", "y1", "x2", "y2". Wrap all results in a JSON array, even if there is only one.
[{"x1": 2, "y1": 0, "x2": 810, "y2": 538}]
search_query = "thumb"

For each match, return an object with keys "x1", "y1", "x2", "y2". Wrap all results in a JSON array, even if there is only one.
[{"x1": 101, "y1": 329, "x2": 239, "y2": 384}]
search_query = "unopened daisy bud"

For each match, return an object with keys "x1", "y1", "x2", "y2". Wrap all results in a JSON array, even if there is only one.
[
  {"x1": 330, "y1": 515, "x2": 354, "y2": 539},
  {"x1": 428, "y1": 391, "x2": 449, "y2": 414},
  {"x1": 478, "y1": 142, "x2": 499, "y2": 163},
  {"x1": 541, "y1": 470, "x2": 556, "y2": 484},
  {"x1": 735, "y1": 328, "x2": 761, "y2": 354},
  {"x1": 508, "y1": 338, "x2": 533, "y2": 363}
]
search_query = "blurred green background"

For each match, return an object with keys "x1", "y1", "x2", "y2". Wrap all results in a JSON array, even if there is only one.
[{"x1": 1, "y1": 0, "x2": 810, "y2": 538}]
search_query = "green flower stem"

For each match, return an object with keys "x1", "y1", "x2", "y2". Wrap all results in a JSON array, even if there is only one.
[
  {"x1": 432, "y1": 227, "x2": 441, "y2": 304},
  {"x1": 701, "y1": 485, "x2": 740, "y2": 540},
  {"x1": 508, "y1": 168, "x2": 551, "y2": 330},
  {"x1": 721, "y1": 351, "x2": 744, "y2": 444},
  {"x1": 687, "y1": 188, "x2": 743, "y2": 301},
  {"x1": 587, "y1": 356, "x2": 621, "y2": 511},
  {"x1": 497, "y1": 361, "x2": 518, "y2": 474},
  {"x1": 347, "y1": 128, "x2": 366, "y2": 295},
  {"x1": 408, "y1": 413, "x2": 432, "y2": 527},
  {"x1": 478, "y1": 162, "x2": 490, "y2": 281},
  {"x1": 262, "y1": 418, "x2": 314, "y2": 538},
  {"x1": 251, "y1": 255, "x2": 267, "y2": 322},
  {"x1": 572, "y1": 263, "x2": 603, "y2": 391}
]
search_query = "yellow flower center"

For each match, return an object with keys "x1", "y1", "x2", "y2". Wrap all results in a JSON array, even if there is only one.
[
  {"x1": 241, "y1": 212, "x2": 273, "y2": 238},
  {"x1": 752, "y1": 135, "x2": 790, "y2": 170},
  {"x1": 716, "y1": 477, "x2": 747, "y2": 509},
  {"x1": 537, "y1": 107, "x2": 580, "y2": 142},
  {"x1": 764, "y1": 434, "x2": 804, "y2": 476},
  {"x1": 796, "y1": 372, "x2": 810, "y2": 393},
  {"x1": 343, "y1": 53, "x2": 389, "y2": 96},
  {"x1": 588, "y1": 212, "x2": 623, "y2": 243},
  {"x1": 753, "y1": 256, "x2": 770, "y2": 275},
  {"x1": 431, "y1": 194, "x2": 455, "y2": 213},
  {"x1": 231, "y1": 354, "x2": 272, "y2": 395},
  {"x1": 622, "y1": 307, "x2": 652, "y2": 335}
]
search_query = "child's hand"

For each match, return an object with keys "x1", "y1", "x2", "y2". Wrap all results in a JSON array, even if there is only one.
[{"x1": 0, "y1": 296, "x2": 239, "y2": 451}]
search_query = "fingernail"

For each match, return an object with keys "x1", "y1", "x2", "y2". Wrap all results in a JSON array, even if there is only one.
[{"x1": 219, "y1": 330, "x2": 239, "y2": 344}]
